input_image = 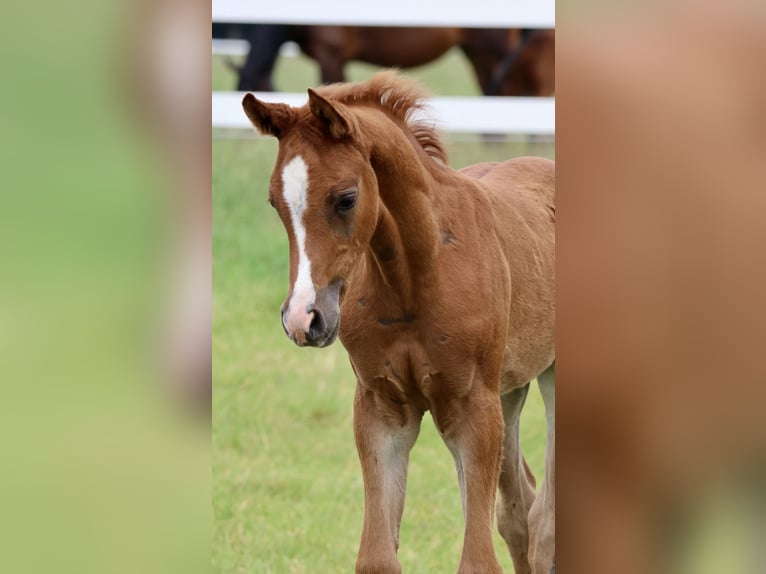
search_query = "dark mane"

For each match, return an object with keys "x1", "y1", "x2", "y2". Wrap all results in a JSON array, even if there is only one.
[{"x1": 314, "y1": 70, "x2": 448, "y2": 163}]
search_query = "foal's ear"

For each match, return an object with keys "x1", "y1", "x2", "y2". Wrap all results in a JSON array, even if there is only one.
[
  {"x1": 307, "y1": 89, "x2": 356, "y2": 140},
  {"x1": 242, "y1": 93, "x2": 295, "y2": 138}
]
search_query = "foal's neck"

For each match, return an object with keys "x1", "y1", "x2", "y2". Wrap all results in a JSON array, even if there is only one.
[{"x1": 362, "y1": 112, "x2": 442, "y2": 305}]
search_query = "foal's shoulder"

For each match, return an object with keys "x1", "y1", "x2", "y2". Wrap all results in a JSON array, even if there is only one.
[
  {"x1": 458, "y1": 157, "x2": 554, "y2": 225},
  {"x1": 499, "y1": 156, "x2": 554, "y2": 182},
  {"x1": 459, "y1": 157, "x2": 554, "y2": 197},
  {"x1": 459, "y1": 156, "x2": 553, "y2": 181}
]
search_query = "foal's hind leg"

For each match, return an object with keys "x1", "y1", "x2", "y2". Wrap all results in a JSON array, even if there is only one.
[
  {"x1": 528, "y1": 364, "x2": 555, "y2": 573},
  {"x1": 438, "y1": 381, "x2": 505, "y2": 574},
  {"x1": 497, "y1": 383, "x2": 537, "y2": 574}
]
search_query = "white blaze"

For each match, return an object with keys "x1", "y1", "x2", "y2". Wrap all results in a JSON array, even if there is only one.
[{"x1": 281, "y1": 155, "x2": 316, "y2": 335}]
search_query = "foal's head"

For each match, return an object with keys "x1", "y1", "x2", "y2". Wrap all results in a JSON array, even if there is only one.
[{"x1": 243, "y1": 72, "x2": 444, "y2": 347}]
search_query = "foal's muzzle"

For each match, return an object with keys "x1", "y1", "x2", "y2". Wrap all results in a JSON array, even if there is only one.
[{"x1": 281, "y1": 281, "x2": 341, "y2": 348}]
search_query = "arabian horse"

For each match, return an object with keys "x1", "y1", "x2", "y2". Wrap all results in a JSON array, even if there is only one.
[
  {"x1": 242, "y1": 71, "x2": 555, "y2": 574},
  {"x1": 230, "y1": 25, "x2": 554, "y2": 97}
]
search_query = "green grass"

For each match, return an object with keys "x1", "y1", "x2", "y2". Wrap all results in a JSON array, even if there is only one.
[
  {"x1": 213, "y1": 53, "x2": 554, "y2": 573},
  {"x1": 213, "y1": 49, "x2": 481, "y2": 95}
]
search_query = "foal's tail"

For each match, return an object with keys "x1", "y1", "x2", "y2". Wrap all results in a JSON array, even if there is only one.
[{"x1": 523, "y1": 455, "x2": 537, "y2": 489}]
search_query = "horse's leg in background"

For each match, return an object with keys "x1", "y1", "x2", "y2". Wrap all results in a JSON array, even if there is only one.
[
  {"x1": 316, "y1": 57, "x2": 345, "y2": 84},
  {"x1": 459, "y1": 28, "x2": 516, "y2": 95},
  {"x1": 439, "y1": 382, "x2": 505, "y2": 574},
  {"x1": 305, "y1": 26, "x2": 348, "y2": 84},
  {"x1": 236, "y1": 24, "x2": 292, "y2": 91},
  {"x1": 527, "y1": 30, "x2": 555, "y2": 97},
  {"x1": 353, "y1": 382, "x2": 422, "y2": 574},
  {"x1": 497, "y1": 383, "x2": 537, "y2": 574},
  {"x1": 528, "y1": 363, "x2": 555, "y2": 573}
]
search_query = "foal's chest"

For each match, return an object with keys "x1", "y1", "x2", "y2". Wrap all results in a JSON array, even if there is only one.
[{"x1": 342, "y1": 319, "x2": 477, "y2": 412}]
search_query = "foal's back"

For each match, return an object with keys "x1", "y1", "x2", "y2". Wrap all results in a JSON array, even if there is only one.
[{"x1": 461, "y1": 157, "x2": 556, "y2": 390}]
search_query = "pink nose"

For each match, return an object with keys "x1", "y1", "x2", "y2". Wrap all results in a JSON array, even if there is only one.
[
  {"x1": 282, "y1": 305, "x2": 313, "y2": 345},
  {"x1": 282, "y1": 302, "x2": 324, "y2": 346}
]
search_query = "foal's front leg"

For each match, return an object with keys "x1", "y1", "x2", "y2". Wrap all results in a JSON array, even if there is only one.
[
  {"x1": 438, "y1": 382, "x2": 505, "y2": 574},
  {"x1": 353, "y1": 382, "x2": 422, "y2": 574}
]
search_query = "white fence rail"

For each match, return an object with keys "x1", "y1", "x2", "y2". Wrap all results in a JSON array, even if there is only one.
[
  {"x1": 213, "y1": 92, "x2": 555, "y2": 135},
  {"x1": 212, "y1": 39, "x2": 300, "y2": 58},
  {"x1": 212, "y1": 0, "x2": 555, "y2": 135},
  {"x1": 212, "y1": 0, "x2": 554, "y2": 28}
]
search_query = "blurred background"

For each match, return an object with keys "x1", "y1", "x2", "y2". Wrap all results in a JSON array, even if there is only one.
[
  {"x1": 557, "y1": 3, "x2": 766, "y2": 572},
  {"x1": 0, "y1": 1, "x2": 211, "y2": 574},
  {"x1": 1, "y1": 1, "x2": 764, "y2": 573},
  {"x1": 211, "y1": 3, "x2": 555, "y2": 572}
]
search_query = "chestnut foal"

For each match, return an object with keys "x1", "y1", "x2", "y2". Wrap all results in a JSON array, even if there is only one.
[{"x1": 243, "y1": 71, "x2": 555, "y2": 574}]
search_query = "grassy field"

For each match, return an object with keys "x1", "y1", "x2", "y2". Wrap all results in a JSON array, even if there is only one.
[
  {"x1": 212, "y1": 48, "x2": 482, "y2": 95},
  {"x1": 213, "y1": 51, "x2": 554, "y2": 573}
]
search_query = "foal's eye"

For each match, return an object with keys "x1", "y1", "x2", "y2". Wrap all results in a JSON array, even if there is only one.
[{"x1": 335, "y1": 192, "x2": 357, "y2": 213}]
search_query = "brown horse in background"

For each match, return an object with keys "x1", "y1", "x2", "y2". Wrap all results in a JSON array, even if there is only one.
[
  {"x1": 242, "y1": 71, "x2": 555, "y2": 573},
  {"x1": 230, "y1": 25, "x2": 554, "y2": 97}
]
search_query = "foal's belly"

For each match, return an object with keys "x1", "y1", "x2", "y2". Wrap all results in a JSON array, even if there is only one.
[
  {"x1": 499, "y1": 345, "x2": 555, "y2": 393},
  {"x1": 499, "y1": 319, "x2": 556, "y2": 393},
  {"x1": 351, "y1": 28, "x2": 461, "y2": 68}
]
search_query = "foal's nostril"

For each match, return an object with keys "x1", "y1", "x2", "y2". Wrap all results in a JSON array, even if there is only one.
[
  {"x1": 280, "y1": 308, "x2": 289, "y2": 336},
  {"x1": 307, "y1": 306, "x2": 325, "y2": 341}
]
